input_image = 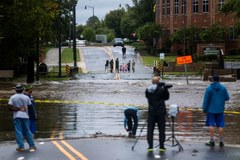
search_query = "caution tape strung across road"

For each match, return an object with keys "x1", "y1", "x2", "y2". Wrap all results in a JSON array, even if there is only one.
[{"x1": 1, "y1": 98, "x2": 240, "y2": 115}]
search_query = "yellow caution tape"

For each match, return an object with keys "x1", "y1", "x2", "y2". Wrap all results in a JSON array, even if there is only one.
[{"x1": 1, "y1": 98, "x2": 240, "y2": 115}]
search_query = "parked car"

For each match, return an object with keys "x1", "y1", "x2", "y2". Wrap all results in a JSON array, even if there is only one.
[{"x1": 112, "y1": 38, "x2": 124, "y2": 47}]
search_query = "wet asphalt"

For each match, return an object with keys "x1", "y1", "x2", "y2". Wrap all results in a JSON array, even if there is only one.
[
  {"x1": 1, "y1": 46, "x2": 240, "y2": 160},
  {"x1": 0, "y1": 138, "x2": 240, "y2": 160}
]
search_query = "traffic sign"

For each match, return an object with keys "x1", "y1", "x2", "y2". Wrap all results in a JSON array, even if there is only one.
[
  {"x1": 177, "y1": 55, "x2": 192, "y2": 64},
  {"x1": 160, "y1": 53, "x2": 165, "y2": 59}
]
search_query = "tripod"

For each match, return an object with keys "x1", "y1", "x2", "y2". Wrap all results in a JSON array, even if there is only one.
[
  {"x1": 131, "y1": 120, "x2": 147, "y2": 151},
  {"x1": 165, "y1": 116, "x2": 183, "y2": 151}
]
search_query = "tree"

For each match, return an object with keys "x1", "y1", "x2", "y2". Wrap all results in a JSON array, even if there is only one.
[
  {"x1": 86, "y1": 16, "x2": 101, "y2": 30},
  {"x1": 104, "y1": 9, "x2": 125, "y2": 37},
  {"x1": 76, "y1": 25, "x2": 86, "y2": 39},
  {"x1": 221, "y1": 0, "x2": 240, "y2": 35},
  {"x1": 120, "y1": 10, "x2": 138, "y2": 39},
  {"x1": 171, "y1": 25, "x2": 200, "y2": 54},
  {"x1": 0, "y1": 0, "x2": 75, "y2": 83},
  {"x1": 131, "y1": 0, "x2": 155, "y2": 26},
  {"x1": 95, "y1": 27, "x2": 115, "y2": 42},
  {"x1": 82, "y1": 27, "x2": 95, "y2": 41},
  {"x1": 199, "y1": 24, "x2": 225, "y2": 43},
  {"x1": 136, "y1": 23, "x2": 163, "y2": 53}
]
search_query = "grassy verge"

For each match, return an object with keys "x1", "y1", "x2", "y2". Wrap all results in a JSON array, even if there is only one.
[
  {"x1": 141, "y1": 55, "x2": 176, "y2": 67},
  {"x1": 40, "y1": 66, "x2": 82, "y2": 81},
  {"x1": 62, "y1": 48, "x2": 80, "y2": 63}
]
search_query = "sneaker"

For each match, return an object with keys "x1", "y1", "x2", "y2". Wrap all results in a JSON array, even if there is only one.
[
  {"x1": 206, "y1": 141, "x2": 215, "y2": 147},
  {"x1": 29, "y1": 146, "x2": 37, "y2": 152},
  {"x1": 16, "y1": 147, "x2": 24, "y2": 152},
  {"x1": 159, "y1": 148, "x2": 166, "y2": 152},
  {"x1": 219, "y1": 142, "x2": 224, "y2": 148},
  {"x1": 147, "y1": 148, "x2": 154, "y2": 152}
]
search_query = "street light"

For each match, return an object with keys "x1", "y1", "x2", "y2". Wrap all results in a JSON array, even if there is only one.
[
  {"x1": 119, "y1": 3, "x2": 130, "y2": 9},
  {"x1": 85, "y1": 5, "x2": 94, "y2": 16}
]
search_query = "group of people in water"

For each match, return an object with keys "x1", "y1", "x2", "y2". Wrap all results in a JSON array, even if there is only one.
[{"x1": 105, "y1": 59, "x2": 135, "y2": 73}]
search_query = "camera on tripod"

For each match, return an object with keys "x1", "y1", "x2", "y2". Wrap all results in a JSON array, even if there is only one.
[{"x1": 168, "y1": 104, "x2": 179, "y2": 118}]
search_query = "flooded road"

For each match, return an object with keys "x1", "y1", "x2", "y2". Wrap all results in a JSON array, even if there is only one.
[
  {"x1": 1, "y1": 79, "x2": 240, "y2": 145},
  {"x1": 1, "y1": 46, "x2": 240, "y2": 146}
]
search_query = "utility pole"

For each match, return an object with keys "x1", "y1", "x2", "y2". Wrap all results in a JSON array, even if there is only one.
[
  {"x1": 58, "y1": 0, "x2": 62, "y2": 78},
  {"x1": 183, "y1": 0, "x2": 189, "y2": 84},
  {"x1": 73, "y1": 2, "x2": 77, "y2": 68}
]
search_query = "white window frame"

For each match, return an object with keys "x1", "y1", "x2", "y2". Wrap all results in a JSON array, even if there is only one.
[
  {"x1": 193, "y1": 0, "x2": 198, "y2": 13},
  {"x1": 174, "y1": 0, "x2": 179, "y2": 15},
  {"x1": 167, "y1": 0, "x2": 170, "y2": 15},
  {"x1": 218, "y1": 0, "x2": 225, "y2": 11},
  {"x1": 162, "y1": 0, "x2": 165, "y2": 15},
  {"x1": 181, "y1": 0, "x2": 186, "y2": 14},
  {"x1": 203, "y1": 0, "x2": 209, "y2": 13}
]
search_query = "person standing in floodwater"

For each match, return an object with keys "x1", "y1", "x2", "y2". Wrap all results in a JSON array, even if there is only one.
[
  {"x1": 132, "y1": 60, "x2": 135, "y2": 73},
  {"x1": 115, "y1": 58, "x2": 119, "y2": 73},
  {"x1": 122, "y1": 45, "x2": 126, "y2": 58},
  {"x1": 105, "y1": 60, "x2": 109, "y2": 73},
  {"x1": 110, "y1": 59, "x2": 114, "y2": 73}
]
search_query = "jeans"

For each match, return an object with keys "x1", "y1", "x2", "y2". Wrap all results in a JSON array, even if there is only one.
[
  {"x1": 124, "y1": 109, "x2": 138, "y2": 135},
  {"x1": 14, "y1": 118, "x2": 35, "y2": 148}
]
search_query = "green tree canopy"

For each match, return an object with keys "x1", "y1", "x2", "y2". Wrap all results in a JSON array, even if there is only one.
[
  {"x1": 136, "y1": 23, "x2": 163, "y2": 52},
  {"x1": 82, "y1": 27, "x2": 95, "y2": 41},
  {"x1": 120, "y1": 10, "x2": 138, "y2": 39},
  {"x1": 0, "y1": 0, "x2": 61, "y2": 69},
  {"x1": 131, "y1": 0, "x2": 155, "y2": 25},
  {"x1": 95, "y1": 27, "x2": 115, "y2": 42},
  {"x1": 171, "y1": 25, "x2": 200, "y2": 54},
  {"x1": 86, "y1": 16, "x2": 101, "y2": 30},
  {"x1": 104, "y1": 9, "x2": 125, "y2": 37},
  {"x1": 221, "y1": 0, "x2": 240, "y2": 35},
  {"x1": 199, "y1": 24, "x2": 225, "y2": 43}
]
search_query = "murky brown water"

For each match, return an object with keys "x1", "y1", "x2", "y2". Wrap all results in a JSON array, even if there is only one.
[{"x1": 1, "y1": 102, "x2": 240, "y2": 145}]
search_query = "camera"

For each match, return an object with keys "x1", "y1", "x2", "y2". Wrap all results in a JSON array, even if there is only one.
[
  {"x1": 168, "y1": 104, "x2": 179, "y2": 117},
  {"x1": 164, "y1": 84, "x2": 173, "y2": 89}
]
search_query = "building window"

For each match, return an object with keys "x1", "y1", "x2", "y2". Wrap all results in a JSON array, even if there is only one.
[
  {"x1": 167, "y1": 0, "x2": 170, "y2": 15},
  {"x1": 162, "y1": 0, "x2": 165, "y2": 15},
  {"x1": 193, "y1": 0, "x2": 198, "y2": 13},
  {"x1": 203, "y1": 0, "x2": 209, "y2": 13},
  {"x1": 229, "y1": 27, "x2": 236, "y2": 40},
  {"x1": 218, "y1": 0, "x2": 225, "y2": 11},
  {"x1": 181, "y1": 0, "x2": 186, "y2": 14},
  {"x1": 174, "y1": 0, "x2": 179, "y2": 15}
]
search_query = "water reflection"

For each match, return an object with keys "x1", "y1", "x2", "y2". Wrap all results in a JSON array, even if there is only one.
[{"x1": 0, "y1": 103, "x2": 240, "y2": 145}]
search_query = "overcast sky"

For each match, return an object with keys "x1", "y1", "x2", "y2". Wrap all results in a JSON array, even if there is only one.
[{"x1": 76, "y1": 0, "x2": 133, "y2": 25}]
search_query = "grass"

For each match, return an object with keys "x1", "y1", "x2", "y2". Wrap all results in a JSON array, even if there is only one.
[
  {"x1": 40, "y1": 66, "x2": 82, "y2": 81},
  {"x1": 141, "y1": 55, "x2": 176, "y2": 67},
  {"x1": 62, "y1": 48, "x2": 80, "y2": 63}
]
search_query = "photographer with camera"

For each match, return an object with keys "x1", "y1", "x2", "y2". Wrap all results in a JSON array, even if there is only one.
[{"x1": 145, "y1": 76, "x2": 170, "y2": 152}]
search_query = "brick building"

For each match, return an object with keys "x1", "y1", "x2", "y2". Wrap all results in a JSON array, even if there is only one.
[{"x1": 155, "y1": 0, "x2": 240, "y2": 55}]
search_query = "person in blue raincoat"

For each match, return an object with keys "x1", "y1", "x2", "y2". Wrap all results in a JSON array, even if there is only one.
[{"x1": 203, "y1": 75, "x2": 230, "y2": 147}]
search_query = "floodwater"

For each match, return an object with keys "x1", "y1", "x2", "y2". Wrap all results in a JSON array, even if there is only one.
[
  {"x1": 1, "y1": 102, "x2": 240, "y2": 145},
  {"x1": 1, "y1": 77, "x2": 240, "y2": 146}
]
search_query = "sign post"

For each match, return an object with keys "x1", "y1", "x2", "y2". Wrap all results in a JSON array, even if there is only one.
[
  {"x1": 160, "y1": 53, "x2": 165, "y2": 77},
  {"x1": 176, "y1": 55, "x2": 192, "y2": 84}
]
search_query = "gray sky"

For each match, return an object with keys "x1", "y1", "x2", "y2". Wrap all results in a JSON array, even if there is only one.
[{"x1": 76, "y1": 0, "x2": 133, "y2": 25}]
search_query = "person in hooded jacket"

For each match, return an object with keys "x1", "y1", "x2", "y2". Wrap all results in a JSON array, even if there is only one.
[
  {"x1": 203, "y1": 75, "x2": 230, "y2": 147},
  {"x1": 145, "y1": 76, "x2": 169, "y2": 152}
]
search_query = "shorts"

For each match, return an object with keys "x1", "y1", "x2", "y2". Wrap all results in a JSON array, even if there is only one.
[{"x1": 206, "y1": 113, "x2": 224, "y2": 127}]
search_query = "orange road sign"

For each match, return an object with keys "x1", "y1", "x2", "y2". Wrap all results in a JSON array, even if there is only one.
[{"x1": 176, "y1": 55, "x2": 192, "y2": 64}]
